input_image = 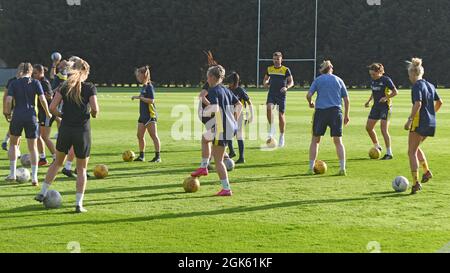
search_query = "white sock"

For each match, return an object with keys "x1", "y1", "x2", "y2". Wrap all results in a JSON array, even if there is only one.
[
  {"x1": 65, "y1": 161, "x2": 72, "y2": 170},
  {"x1": 40, "y1": 153, "x2": 46, "y2": 159},
  {"x1": 76, "y1": 193, "x2": 84, "y2": 207},
  {"x1": 220, "y1": 179, "x2": 231, "y2": 190},
  {"x1": 280, "y1": 133, "x2": 285, "y2": 139},
  {"x1": 40, "y1": 182, "x2": 51, "y2": 197},
  {"x1": 10, "y1": 160, "x2": 17, "y2": 178},
  {"x1": 309, "y1": 160, "x2": 315, "y2": 171},
  {"x1": 386, "y1": 147, "x2": 393, "y2": 156},
  {"x1": 52, "y1": 154, "x2": 56, "y2": 160},
  {"x1": 200, "y1": 158, "x2": 209, "y2": 168},
  {"x1": 268, "y1": 124, "x2": 276, "y2": 138},
  {"x1": 374, "y1": 143, "x2": 382, "y2": 150},
  {"x1": 340, "y1": 160, "x2": 346, "y2": 171},
  {"x1": 31, "y1": 165, "x2": 38, "y2": 181},
  {"x1": 3, "y1": 134, "x2": 9, "y2": 143}
]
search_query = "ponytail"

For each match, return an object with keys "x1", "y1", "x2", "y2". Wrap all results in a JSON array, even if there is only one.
[
  {"x1": 62, "y1": 58, "x2": 90, "y2": 106},
  {"x1": 204, "y1": 50, "x2": 218, "y2": 67},
  {"x1": 406, "y1": 57, "x2": 424, "y2": 77}
]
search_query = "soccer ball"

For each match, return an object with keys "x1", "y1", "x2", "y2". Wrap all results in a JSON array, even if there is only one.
[
  {"x1": 122, "y1": 150, "x2": 135, "y2": 162},
  {"x1": 43, "y1": 190, "x2": 62, "y2": 209},
  {"x1": 224, "y1": 157, "x2": 235, "y2": 172},
  {"x1": 20, "y1": 154, "x2": 31, "y2": 167},
  {"x1": 314, "y1": 160, "x2": 327, "y2": 175},
  {"x1": 183, "y1": 176, "x2": 200, "y2": 193},
  {"x1": 369, "y1": 147, "x2": 381, "y2": 159},
  {"x1": 51, "y1": 52, "x2": 62, "y2": 62},
  {"x1": 266, "y1": 138, "x2": 277, "y2": 149},
  {"x1": 392, "y1": 176, "x2": 409, "y2": 192},
  {"x1": 16, "y1": 168, "x2": 31, "y2": 183},
  {"x1": 93, "y1": 164, "x2": 108, "y2": 179}
]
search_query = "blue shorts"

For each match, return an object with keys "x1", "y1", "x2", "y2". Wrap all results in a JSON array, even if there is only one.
[
  {"x1": 312, "y1": 107, "x2": 343, "y2": 137},
  {"x1": 9, "y1": 117, "x2": 39, "y2": 139},
  {"x1": 138, "y1": 116, "x2": 157, "y2": 126},
  {"x1": 369, "y1": 104, "x2": 391, "y2": 121},
  {"x1": 267, "y1": 94, "x2": 286, "y2": 113},
  {"x1": 412, "y1": 126, "x2": 435, "y2": 137}
]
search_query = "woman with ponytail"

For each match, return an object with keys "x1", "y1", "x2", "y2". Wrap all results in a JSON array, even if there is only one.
[
  {"x1": 404, "y1": 58, "x2": 443, "y2": 194},
  {"x1": 4, "y1": 63, "x2": 52, "y2": 186},
  {"x1": 35, "y1": 57, "x2": 99, "y2": 213},
  {"x1": 191, "y1": 65, "x2": 243, "y2": 197},
  {"x1": 131, "y1": 65, "x2": 161, "y2": 163}
]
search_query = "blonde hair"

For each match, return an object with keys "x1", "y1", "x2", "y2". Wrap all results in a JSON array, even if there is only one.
[
  {"x1": 320, "y1": 60, "x2": 333, "y2": 74},
  {"x1": 17, "y1": 62, "x2": 33, "y2": 78},
  {"x1": 62, "y1": 58, "x2": 90, "y2": 106},
  {"x1": 135, "y1": 66, "x2": 151, "y2": 85},
  {"x1": 207, "y1": 65, "x2": 226, "y2": 81},
  {"x1": 406, "y1": 57, "x2": 424, "y2": 77},
  {"x1": 368, "y1": 63, "x2": 385, "y2": 74}
]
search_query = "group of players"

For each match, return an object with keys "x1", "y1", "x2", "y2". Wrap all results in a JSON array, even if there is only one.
[
  {"x1": 3, "y1": 56, "x2": 97, "y2": 213},
  {"x1": 190, "y1": 52, "x2": 443, "y2": 196},
  {"x1": 2, "y1": 50, "x2": 443, "y2": 212}
]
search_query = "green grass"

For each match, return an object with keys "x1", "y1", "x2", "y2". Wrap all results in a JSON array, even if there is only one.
[{"x1": 0, "y1": 88, "x2": 449, "y2": 253}]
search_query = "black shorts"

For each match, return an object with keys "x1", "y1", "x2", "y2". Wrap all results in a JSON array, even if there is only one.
[
  {"x1": 9, "y1": 117, "x2": 39, "y2": 139},
  {"x1": 267, "y1": 94, "x2": 286, "y2": 113},
  {"x1": 312, "y1": 107, "x2": 343, "y2": 137},
  {"x1": 38, "y1": 111, "x2": 56, "y2": 127},
  {"x1": 412, "y1": 126, "x2": 435, "y2": 137},
  {"x1": 369, "y1": 104, "x2": 391, "y2": 121},
  {"x1": 138, "y1": 116, "x2": 157, "y2": 126},
  {"x1": 56, "y1": 125, "x2": 91, "y2": 159}
]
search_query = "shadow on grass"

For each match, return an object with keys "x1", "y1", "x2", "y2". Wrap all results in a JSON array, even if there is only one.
[{"x1": 7, "y1": 192, "x2": 410, "y2": 230}]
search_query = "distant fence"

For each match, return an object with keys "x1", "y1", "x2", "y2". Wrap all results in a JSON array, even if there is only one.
[{"x1": 0, "y1": 69, "x2": 16, "y2": 86}]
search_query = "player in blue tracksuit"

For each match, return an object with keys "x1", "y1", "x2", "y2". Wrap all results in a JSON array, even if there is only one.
[
  {"x1": 404, "y1": 58, "x2": 443, "y2": 194},
  {"x1": 226, "y1": 72, "x2": 253, "y2": 164},
  {"x1": 191, "y1": 65, "x2": 243, "y2": 196},
  {"x1": 306, "y1": 60, "x2": 350, "y2": 176},
  {"x1": 3, "y1": 63, "x2": 52, "y2": 186},
  {"x1": 132, "y1": 66, "x2": 161, "y2": 163},
  {"x1": 263, "y1": 52, "x2": 294, "y2": 148},
  {"x1": 365, "y1": 63, "x2": 398, "y2": 160}
]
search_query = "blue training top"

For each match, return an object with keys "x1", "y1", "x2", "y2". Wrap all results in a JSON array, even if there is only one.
[
  {"x1": 7, "y1": 77, "x2": 44, "y2": 120},
  {"x1": 309, "y1": 74, "x2": 348, "y2": 109},
  {"x1": 207, "y1": 84, "x2": 239, "y2": 141},
  {"x1": 411, "y1": 79, "x2": 440, "y2": 128}
]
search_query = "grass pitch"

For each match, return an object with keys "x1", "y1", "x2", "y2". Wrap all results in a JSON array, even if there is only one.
[{"x1": 0, "y1": 87, "x2": 449, "y2": 253}]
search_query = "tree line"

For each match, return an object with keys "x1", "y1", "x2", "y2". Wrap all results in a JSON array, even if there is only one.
[{"x1": 0, "y1": 0, "x2": 449, "y2": 88}]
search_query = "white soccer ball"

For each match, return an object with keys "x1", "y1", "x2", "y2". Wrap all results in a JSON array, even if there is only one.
[
  {"x1": 224, "y1": 158, "x2": 235, "y2": 172},
  {"x1": 20, "y1": 154, "x2": 31, "y2": 168},
  {"x1": 392, "y1": 176, "x2": 409, "y2": 192},
  {"x1": 43, "y1": 190, "x2": 63, "y2": 209},
  {"x1": 51, "y1": 52, "x2": 62, "y2": 62},
  {"x1": 16, "y1": 168, "x2": 31, "y2": 183}
]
